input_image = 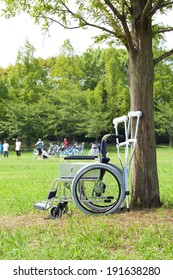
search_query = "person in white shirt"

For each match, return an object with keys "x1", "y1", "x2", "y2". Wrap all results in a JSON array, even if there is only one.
[
  {"x1": 15, "y1": 138, "x2": 21, "y2": 157},
  {"x1": 3, "y1": 140, "x2": 9, "y2": 158}
]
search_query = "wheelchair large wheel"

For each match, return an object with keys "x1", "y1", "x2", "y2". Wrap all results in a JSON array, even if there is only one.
[{"x1": 72, "y1": 163, "x2": 125, "y2": 215}]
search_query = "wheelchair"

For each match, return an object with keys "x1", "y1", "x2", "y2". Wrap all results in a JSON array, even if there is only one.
[{"x1": 33, "y1": 111, "x2": 142, "y2": 218}]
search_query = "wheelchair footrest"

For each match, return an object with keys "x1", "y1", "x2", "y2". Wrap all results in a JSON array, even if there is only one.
[{"x1": 33, "y1": 201, "x2": 52, "y2": 210}]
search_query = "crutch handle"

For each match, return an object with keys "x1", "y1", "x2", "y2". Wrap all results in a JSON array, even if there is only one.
[
  {"x1": 128, "y1": 111, "x2": 142, "y2": 118},
  {"x1": 113, "y1": 115, "x2": 128, "y2": 126}
]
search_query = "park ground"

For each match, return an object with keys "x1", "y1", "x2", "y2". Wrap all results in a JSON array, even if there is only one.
[{"x1": 0, "y1": 148, "x2": 172, "y2": 259}]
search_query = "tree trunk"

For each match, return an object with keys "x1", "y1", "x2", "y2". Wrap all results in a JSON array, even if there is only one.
[{"x1": 128, "y1": 6, "x2": 161, "y2": 208}]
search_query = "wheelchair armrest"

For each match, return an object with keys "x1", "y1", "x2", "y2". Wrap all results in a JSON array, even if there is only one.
[{"x1": 64, "y1": 155, "x2": 98, "y2": 160}]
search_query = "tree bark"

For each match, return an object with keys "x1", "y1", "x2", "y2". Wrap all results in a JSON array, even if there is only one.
[{"x1": 128, "y1": 4, "x2": 161, "y2": 208}]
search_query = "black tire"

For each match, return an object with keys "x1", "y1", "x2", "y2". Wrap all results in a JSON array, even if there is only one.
[{"x1": 50, "y1": 206, "x2": 62, "y2": 219}]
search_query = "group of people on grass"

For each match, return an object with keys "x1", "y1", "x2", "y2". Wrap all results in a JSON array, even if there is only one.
[
  {"x1": 35, "y1": 137, "x2": 70, "y2": 159},
  {"x1": 0, "y1": 138, "x2": 21, "y2": 159},
  {"x1": 0, "y1": 136, "x2": 84, "y2": 160}
]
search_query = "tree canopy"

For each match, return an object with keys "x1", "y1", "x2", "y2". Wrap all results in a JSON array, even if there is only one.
[
  {"x1": 0, "y1": 40, "x2": 130, "y2": 144},
  {"x1": 2, "y1": 1, "x2": 173, "y2": 55},
  {"x1": 0, "y1": 39, "x2": 172, "y2": 145}
]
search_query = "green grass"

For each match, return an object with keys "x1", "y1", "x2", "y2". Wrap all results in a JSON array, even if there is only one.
[
  {"x1": 0, "y1": 148, "x2": 173, "y2": 260},
  {"x1": 156, "y1": 147, "x2": 173, "y2": 207}
]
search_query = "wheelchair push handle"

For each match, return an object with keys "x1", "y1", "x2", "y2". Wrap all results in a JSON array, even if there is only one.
[
  {"x1": 101, "y1": 133, "x2": 123, "y2": 142},
  {"x1": 100, "y1": 134, "x2": 123, "y2": 160}
]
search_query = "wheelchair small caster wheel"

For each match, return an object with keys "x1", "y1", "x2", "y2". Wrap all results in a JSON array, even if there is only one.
[{"x1": 50, "y1": 206, "x2": 62, "y2": 219}]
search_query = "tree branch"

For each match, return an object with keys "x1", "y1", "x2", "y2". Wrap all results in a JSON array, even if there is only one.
[
  {"x1": 43, "y1": 14, "x2": 119, "y2": 37},
  {"x1": 154, "y1": 49, "x2": 173, "y2": 65},
  {"x1": 58, "y1": 1, "x2": 119, "y2": 35},
  {"x1": 148, "y1": 0, "x2": 165, "y2": 17},
  {"x1": 104, "y1": 0, "x2": 123, "y2": 20},
  {"x1": 40, "y1": 1, "x2": 130, "y2": 48},
  {"x1": 153, "y1": 27, "x2": 173, "y2": 35},
  {"x1": 159, "y1": 1, "x2": 173, "y2": 9},
  {"x1": 147, "y1": 1, "x2": 173, "y2": 18},
  {"x1": 41, "y1": 16, "x2": 81, "y2": 30},
  {"x1": 140, "y1": 0, "x2": 153, "y2": 23},
  {"x1": 104, "y1": 0, "x2": 134, "y2": 51}
]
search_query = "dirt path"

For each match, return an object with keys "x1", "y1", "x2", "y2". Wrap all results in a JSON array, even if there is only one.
[{"x1": 0, "y1": 208, "x2": 172, "y2": 230}]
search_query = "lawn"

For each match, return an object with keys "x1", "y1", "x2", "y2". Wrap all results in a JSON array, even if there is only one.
[{"x1": 0, "y1": 147, "x2": 173, "y2": 260}]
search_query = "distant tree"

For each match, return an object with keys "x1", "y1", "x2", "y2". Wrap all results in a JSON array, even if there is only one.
[
  {"x1": 48, "y1": 86, "x2": 87, "y2": 141},
  {"x1": 7, "y1": 40, "x2": 48, "y2": 104},
  {"x1": 0, "y1": 68, "x2": 9, "y2": 99},
  {"x1": 103, "y1": 47, "x2": 129, "y2": 119},
  {"x1": 0, "y1": 99, "x2": 37, "y2": 144},
  {"x1": 155, "y1": 102, "x2": 173, "y2": 146},
  {"x1": 0, "y1": 67, "x2": 10, "y2": 138},
  {"x1": 84, "y1": 82, "x2": 111, "y2": 140},
  {"x1": 154, "y1": 51, "x2": 173, "y2": 146},
  {"x1": 50, "y1": 39, "x2": 84, "y2": 87},
  {"x1": 81, "y1": 48, "x2": 105, "y2": 90},
  {"x1": 0, "y1": 40, "x2": 54, "y2": 142},
  {"x1": 80, "y1": 47, "x2": 129, "y2": 136}
]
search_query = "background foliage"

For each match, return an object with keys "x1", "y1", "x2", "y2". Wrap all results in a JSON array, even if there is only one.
[{"x1": 0, "y1": 39, "x2": 173, "y2": 147}]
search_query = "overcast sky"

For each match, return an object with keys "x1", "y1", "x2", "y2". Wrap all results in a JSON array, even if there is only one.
[
  {"x1": 0, "y1": 8, "x2": 172, "y2": 68},
  {"x1": 0, "y1": 11, "x2": 102, "y2": 68}
]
